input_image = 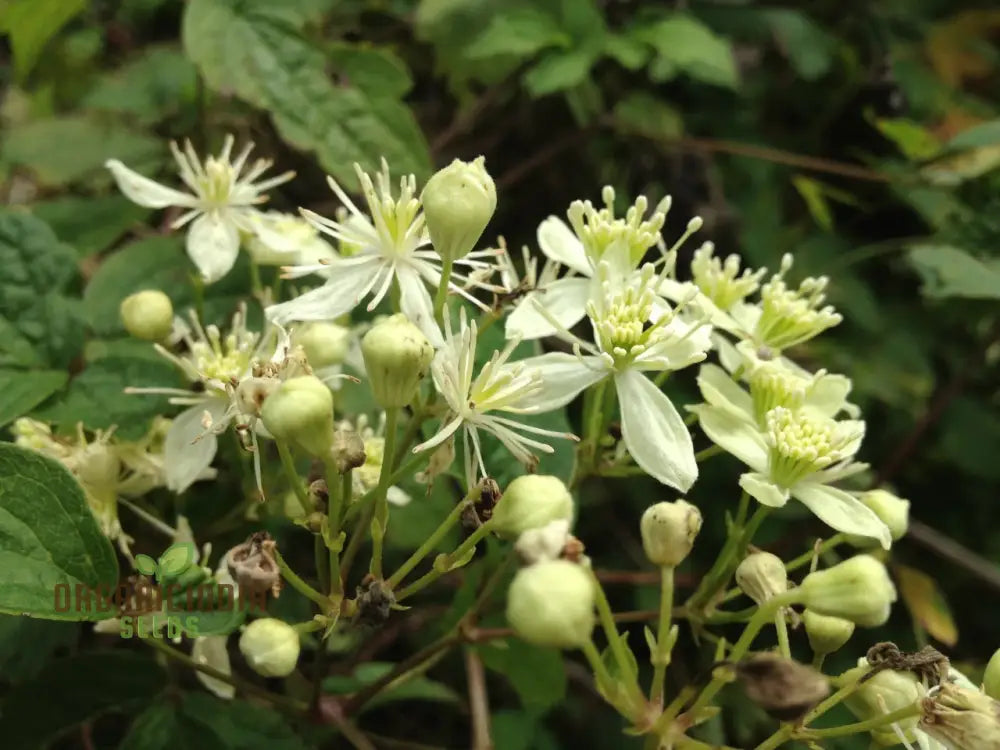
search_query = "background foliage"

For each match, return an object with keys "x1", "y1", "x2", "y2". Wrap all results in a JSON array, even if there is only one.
[{"x1": 1, "y1": 0, "x2": 999, "y2": 747}]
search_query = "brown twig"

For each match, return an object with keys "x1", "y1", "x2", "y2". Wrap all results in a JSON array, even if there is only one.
[
  {"x1": 906, "y1": 520, "x2": 1000, "y2": 594},
  {"x1": 465, "y1": 647, "x2": 494, "y2": 750}
]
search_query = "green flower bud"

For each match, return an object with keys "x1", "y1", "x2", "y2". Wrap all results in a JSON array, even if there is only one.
[
  {"x1": 984, "y1": 648, "x2": 1000, "y2": 701},
  {"x1": 803, "y1": 610, "x2": 855, "y2": 657},
  {"x1": 506, "y1": 559, "x2": 595, "y2": 649},
  {"x1": 858, "y1": 490, "x2": 910, "y2": 541},
  {"x1": 920, "y1": 683, "x2": 1000, "y2": 750},
  {"x1": 361, "y1": 314, "x2": 434, "y2": 408},
  {"x1": 735, "y1": 551, "x2": 787, "y2": 606},
  {"x1": 235, "y1": 376, "x2": 279, "y2": 417},
  {"x1": 120, "y1": 290, "x2": 174, "y2": 342},
  {"x1": 639, "y1": 499, "x2": 702, "y2": 567},
  {"x1": 491, "y1": 475, "x2": 574, "y2": 539},
  {"x1": 840, "y1": 664, "x2": 922, "y2": 745},
  {"x1": 292, "y1": 322, "x2": 351, "y2": 369},
  {"x1": 239, "y1": 618, "x2": 300, "y2": 677},
  {"x1": 798, "y1": 555, "x2": 897, "y2": 627},
  {"x1": 260, "y1": 376, "x2": 335, "y2": 457},
  {"x1": 421, "y1": 156, "x2": 497, "y2": 263}
]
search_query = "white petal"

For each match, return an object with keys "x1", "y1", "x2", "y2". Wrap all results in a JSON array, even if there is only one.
[
  {"x1": 616, "y1": 369, "x2": 697, "y2": 492},
  {"x1": 514, "y1": 352, "x2": 607, "y2": 410},
  {"x1": 739, "y1": 472, "x2": 789, "y2": 508},
  {"x1": 792, "y1": 482, "x2": 892, "y2": 550},
  {"x1": 697, "y1": 363, "x2": 753, "y2": 417},
  {"x1": 713, "y1": 332, "x2": 744, "y2": 373},
  {"x1": 164, "y1": 402, "x2": 225, "y2": 493},
  {"x1": 105, "y1": 159, "x2": 197, "y2": 209},
  {"x1": 634, "y1": 316, "x2": 712, "y2": 373},
  {"x1": 187, "y1": 214, "x2": 241, "y2": 283},
  {"x1": 387, "y1": 486, "x2": 412, "y2": 507},
  {"x1": 690, "y1": 404, "x2": 769, "y2": 472},
  {"x1": 265, "y1": 260, "x2": 380, "y2": 324},
  {"x1": 192, "y1": 636, "x2": 236, "y2": 699},
  {"x1": 806, "y1": 374, "x2": 854, "y2": 418},
  {"x1": 537, "y1": 216, "x2": 590, "y2": 275},
  {"x1": 397, "y1": 265, "x2": 443, "y2": 347},
  {"x1": 504, "y1": 277, "x2": 590, "y2": 340}
]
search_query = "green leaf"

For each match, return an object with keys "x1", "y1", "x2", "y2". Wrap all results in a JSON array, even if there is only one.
[
  {"x1": 467, "y1": 8, "x2": 570, "y2": 61},
  {"x1": 0, "y1": 368, "x2": 67, "y2": 427},
  {"x1": 1, "y1": 116, "x2": 163, "y2": 187},
  {"x1": 613, "y1": 92, "x2": 683, "y2": 140},
  {"x1": 874, "y1": 117, "x2": 942, "y2": 160},
  {"x1": 182, "y1": 0, "x2": 431, "y2": 186},
  {"x1": 0, "y1": 652, "x2": 165, "y2": 750},
  {"x1": 83, "y1": 236, "x2": 191, "y2": 335},
  {"x1": 82, "y1": 46, "x2": 198, "y2": 125},
  {"x1": 946, "y1": 118, "x2": 1000, "y2": 151},
  {"x1": 636, "y1": 14, "x2": 738, "y2": 89},
  {"x1": 31, "y1": 195, "x2": 150, "y2": 258},
  {"x1": 908, "y1": 245, "x2": 1000, "y2": 299},
  {"x1": 135, "y1": 554, "x2": 158, "y2": 577},
  {"x1": 120, "y1": 693, "x2": 307, "y2": 750},
  {"x1": 0, "y1": 0, "x2": 86, "y2": 81},
  {"x1": 322, "y1": 661, "x2": 460, "y2": 710},
  {"x1": 157, "y1": 542, "x2": 197, "y2": 579},
  {"x1": 328, "y1": 42, "x2": 413, "y2": 98},
  {"x1": 524, "y1": 47, "x2": 599, "y2": 96},
  {"x1": 763, "y1": 10, "x2": 836, "y2": 81},
  {"x1": 480, "y1": 638, "x2": 566, "y2": 712},
  {"x1": 0, "y1": 443, "x2": 119, "y2": 620},
  {"x1": 0, "y1": 317, "x2": 43, "y2": 368},
  {"x1": 0, "y1": 614, "x2": 77, "y2": 683}
]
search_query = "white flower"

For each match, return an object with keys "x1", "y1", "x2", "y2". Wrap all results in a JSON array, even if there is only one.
[
  {"x1": 517, "y1": 260, "x2": 713, "y2": 491},
  {"x1": 106, "y1": 135, "x2": 294, "y2": 283},
  {"x1": 245, "y1": 211, "x2": 337, "y2": 267},
  {"x1": 505, "y1": 186, "x2": 699, "y2": 340},
  {"x1": 192, "y1": 635, "x2": 235, "y2": 699},
  {"x1": 265, "y1": 161, "x2": 501, "y2": 347},
  {"x1": 691, "y1": 401, "x2": 891, "y2": 548},
  {"x1": 412, "y1": 309, "x2": 577, "y2": 488}
]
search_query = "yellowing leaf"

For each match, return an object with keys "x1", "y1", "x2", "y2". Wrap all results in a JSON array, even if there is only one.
[
  {"x1": 894, "y1": 563, "x2": 958, "y2": 647},
  {"x1": 926, "y1": 11, "x2": 1000, "y2": 88}
]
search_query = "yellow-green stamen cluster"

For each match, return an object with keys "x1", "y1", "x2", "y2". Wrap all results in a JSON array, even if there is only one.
[
  {"x1": 357, "y1": 161, "x2": 425, "y2": 259},
  {"x1": 765, "y1": 407, "x2": 853, "y2": 487},
  {"x1": 755, "y1": 254, "x2": 842, "y2": 350},
  {"x1": 748, "y1": 362, "x2": 814, "y2": 428},
  {"x1": 161, "y1": 307, "x2": 260, "y2": 388},
  {"x1": 566, "y1": 186, "x2": 671, "y2": 267},
  {"x1": 690, "y1": 241, "x2": 766, "y2": 311}
]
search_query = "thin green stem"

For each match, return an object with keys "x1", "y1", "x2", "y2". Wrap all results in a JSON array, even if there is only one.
[
  {"x1": 369, "y1": 407, "x2": 399, "y2": 579},
  {"x1": 249, "y1": 260, "x2": 264, "y2": 298},
  {"x1": 324, "y1": 460, "x2": 346, "y2": 599},
  {"x1": 277, "y1": 441, "x2": 312, "y2": 516},
  {"x1": 650, "y1": 566, "x2": 675, "y2": 705},
  {"x1": 812, "y1": 652, "x2": 826, "y2": 670},
  {"x1": 433, "y1": 257, "x2": 454, "y2": 327},
  {"x1": 774, "y1": 610, "x2": 790, "y2": 659},
  {"x1": 272, "y1": 546, "x2": 331, "y2": 609},
  {"x1": 344, "y1": 451, "x2": 426, "y2": 523},
  {"x1": 809, "y1": 703, "x2": 921, "y2": 738},
  {"x1": 315, "y1": 536, "x2": 330, "y2": 594},
  {"x1": 588, "y1": 567, "x2": 644, "y2": 707},
  {"x1": 581, "y1": 639, "x2": 617, "y2": 698},
  {"x1": 694, "y1": 444, "x2": 724, "y2": 462},
  {"x1": 341, "y1": 500, "x2": 374, "y2": 585},
  {"x1": 395, "y1": 521, "x2": 494, "y2": 602},
  {"x1": 686, "y1": 492, "x2": 753, "y2": 612}
]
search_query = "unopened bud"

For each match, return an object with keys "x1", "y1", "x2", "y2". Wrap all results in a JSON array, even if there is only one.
[
  {"x1": 858, "y1": 489, "x2": 910, "y2": 542},
  {"x1": 331, "y1": 422, "x2": 366, "y2": 474},
  {"x1": 639, "y1": 500, "x2": 702, "y2": 567},
  {"x1": 239, "y1": 618, "x2": 300, "y2": 677},
  {"x1": 260, "y1": 376, "x2": 335, "y2": 457},
  {"x1": 506, "y1": 559, "x2": 595, "y2": 649},
  {"x1": 120, "y1": 290, "x2": 174, "y2": 342},
  {"x1": 361, "y1": 314, "x2": 434, "y2": 408},
  {"x1": 920, "y1": 683, "x2": 1000, "y2": 750},
  {"x1": 491, "y1": 474, "x2": 574, "y2": 539},
  {"x1": 292, "y1": 322, "x2": 351, "y2": 369},
  {"x1": 421, "y1": 157, "x2": 497, "y2": 263},
  {"x1": 514, "y1": 519, "x2": 572, "y2": 565},
  {"x1": 735, "y1": 551, "x2": 787, "y2": 606},
  {"x1": 984, "y1": 648, "x2": 1000, "y2": 701},
  {"x1": 798, "y1": 555, "x2": 897, "y2": 627},
  {"x1": 803, "y1": 610, "x2": 855, "y2": 657},
  {"x1": 235, "y1": 376, "x2": 279, "y2": 417},
  {"x1": 841, "y1": 663, "x2": 922, "y2": 745}
]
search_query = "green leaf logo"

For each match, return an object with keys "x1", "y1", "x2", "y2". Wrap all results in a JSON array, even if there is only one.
[
  {"x1": 135, "y1": 554, "x2": 158, "y2": 577},
  {"x1": 156, "y1": 543, "x2": 197, "y2": 582}
]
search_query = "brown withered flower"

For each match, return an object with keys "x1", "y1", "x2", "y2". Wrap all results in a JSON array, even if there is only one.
[
  {"x1": 226, "y1": 531, "x2": 282, "y2": 599},
  {"x1": 735, "y1": 653, "x2": 830, "y2": 722}
]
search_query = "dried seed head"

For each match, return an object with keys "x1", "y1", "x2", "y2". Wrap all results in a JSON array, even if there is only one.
[
  {"x1": 355, "y1": 579, "x2": 395, "y2": 628},
  {"x1": 226, "y1": 531, "x2": 282, "y2": 599},
  {"x1": 735, "y1": 653, "x2": 830, "y2": 721}
]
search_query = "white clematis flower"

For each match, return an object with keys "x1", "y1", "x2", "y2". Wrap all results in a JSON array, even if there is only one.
[
  {"x1": 245, "y1": 211, "x2": 338, "y2": 267},
  {"x1": 413, "y1": 309, "x2": 577, "y2": 488},
  {"x1": 691, "y1": 401, "x2": 891, "y2": 548},
  {"x1": 505, "y1": 186, "x2": 701, "y2": 340},
  {"x1": 517, "y1": 258, "x2": 713, "y2": 492},
  {"x1": 266, "y1": 161, "x2": 502, "y2": 347},
  {"x1": 106, "y1": 135, "x2": 294, "y2": 283}
]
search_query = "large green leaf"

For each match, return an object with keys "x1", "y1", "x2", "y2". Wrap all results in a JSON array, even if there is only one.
[
  {"x1": 0, "y1": 0, "x2": 86, "y2": 80},
  {"x1": 479, "y1": 638, "x2": 566, "y2": 712},
  {"x1": 32, "y1": 195, "x2": 150, "y2": 258},
  {"x1": 0, "y1": 444, "x2": 119, "y2": 620},
  {"x1": 909, "y1": 245, "x2": 1000, "y2": 299},
  {"x1": 182, "y1": 0, "x2": 431, "y2": 186},
  {"x1": 0, "y1": 613, "x2": 77, "y2": 683},
  {"x1": 82, "y1": 46, "x2": 198, "y2": 125},
  {"x1": 0, "y1": 368, "x2": 67, "y2": 427},
  {"x1": 0, "y1": 652, "x2": 164, "y2": 750},
  {"x1": 635, "y1": 14, "x2": 738, "y2": 89}
]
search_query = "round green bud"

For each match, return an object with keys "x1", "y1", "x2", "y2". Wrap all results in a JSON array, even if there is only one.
[
  {"x1": 361, "y1": 314, "x2": 434, "y2": 408},
  {"x1": 858, "y1": 490, "x2": 909, "y2": 541},
  {"x1": 640, "y1": 500, "x2": 702, "y2": 567},
  {"x1": 491, "y1": 475, "x2": 574, "y2": 539},
  {"x1": 235, "y1": 376, "x2": 279, "y2": 417},
  {"x1": 984, "y1": 648, "x2": 1000, "y2": 701},
  {"x1": 421, "y1": 156, "x2": 497, "y2": 263},
  {"x1": 802, "y1": 610, "x2": 855, "y2": 657},
  {"x1": 920, "y1": 683, "x2": 1000, "y2": 750},
  {"x1": 120, "y1": 290, "x2": 173, "y2": 342},
  {"x1": 292, "y1": 322, "x2": 351, "y2": 369},
  {"x1": 798, "y1": 555, "x2": 897, "y2": 627},
  {"x1": 238, "y1": 618, "x2": 300, "y2": 678},
  {"x1": 506, "y1": 559, "x2": 595, "y2": 649},
  {"x1": 841, "y1": 664, "x2": 922, "y2": 744},
  {"x1": 735, "y1": 551, "x2": 787, "y2": 606},
  {"x1": 260, "y1": 376, "x2": 335, "y2": 458}
]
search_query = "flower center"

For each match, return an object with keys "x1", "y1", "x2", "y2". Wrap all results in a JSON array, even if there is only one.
[
  {"x1": 691, "y1": 242, "x2": 765, "y2": 311},
  {"x1": 765, "y1": 407, "x2": 853, "y2": 487},
  {"x1": 749, "y1": 363, "x2": 810, "y2": 429},
  {"x1": 359, "y1": 164, "x2": 423, "y2": 258},
  {"x1": 755, "y1": 254, "x2": 842, "y2": 350},
  {"x1": 200, "y1": 158, "x2": 236, "y2": 207},
  {"x1": 567, "y1": 186, "x2": 670, "y2": 267}
]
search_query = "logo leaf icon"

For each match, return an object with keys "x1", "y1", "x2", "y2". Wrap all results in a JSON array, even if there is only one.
[
  {"x1": 156, "y1": 543, "x2": 197, "y2": 582},
  {"x1": 135, "y1": 554, "x2": 157, "y2": 577}
]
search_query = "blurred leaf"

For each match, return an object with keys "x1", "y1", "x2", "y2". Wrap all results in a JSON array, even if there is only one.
[
  {"x1": 31, "y1": 196, "x2": 150, "y2": 258},
  {"x1": 82, "y1": 47, "x2": 198, "y2": 125},
  {"x1": 0, "y1": 614, "x2": 77, "y2": 683},
  {"x1": 909, "y1": 245, "x2": 1000, "y2": 299},
  {"x1": 492, "y1": 710, "x2": 559, "y2": 750},
  {"x1": 635, "y1": 14, "x2": 738, "y2": 89},
  {"x1": 328, "y1": 42, "x2": 413, "y2": 98},
  {"x1": 603, "y1": 33, "x2": 649, "y2": 70},
  {"x1": 763, "y1": 10, "x2": 836, "y2": 81},
  {"x1": 0, "y1": 368, "x2": 67, "y2": 427},
  {"x1": 183, "y1": 0, "x2": 431, "y2": 186},
  {"x1": 792, "y1": 175, "x2": 834, "y2": 231},
  {"x1": 0, "y1": 444, "x2": 120, "y2": 620},
  {"x1": 936, "y1": 397, "x2": 1000, "y2": 482},
  {"x1": 947, "y1": 119, "x2": 1000, "y2": 150},
  {"x1": 524, "y1": 47, "x2": 599, "y2": 96},
  {"x1": 0, "y1": 317, "x2": 42, "y2": 368},
  {"x1": 613, "y1": 92, "x2": 683, "y2": 140},
  {"x1": 83, "y1": 236, "x2": 191, "y2": 335},
  {"x1": 1, "y1": 116, "x2": 162, "y2": 187},
  {"x1": 921, "y1": 145, "x2": 1000, "y2": 186},
  {"x1": 894, "y1": 563, "x2": 959, "y2": 647},
  {"x1": 480, "y1": 638, "x2": 566, "y2": 711},
  {"x1": 875, "y1": 118, "x2": 942, "y2": 160},
  {"x1": 467, "y1": 8, "x2": 570, "y2": 60},
  {"x1": 322, "y1": 661, "x2": 460, "y2": 710},
  {"x1": 0, "y1": 0, "x2": 86, "y2": 81}
]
